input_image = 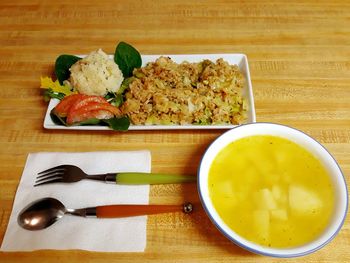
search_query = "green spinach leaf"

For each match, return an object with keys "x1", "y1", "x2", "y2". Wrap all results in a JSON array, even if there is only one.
[
  {"x1": 113, "y1": 94, "x2": 124, "y2": 107},
  {"x1": 76, "y1": 118, "x2": 101, "y2": 126},
  {"x1": 55, "y1": 55, "x2": 81, "y2": 84},
  {"x1": 50, "y1": 110, "x2": 66, "y2": 126},
  {"x1": 114, "y1": 42, "x2": 141, "y2": 78},
  {"x1": 43, "y1": 89, "x2": 66, "y2": 102},
  {"x1": 104, "y1": 92, "x2": 123, "y2": 107},
  {"x1": 103, "y1": 116, "x2": 130, "y2": 131}
]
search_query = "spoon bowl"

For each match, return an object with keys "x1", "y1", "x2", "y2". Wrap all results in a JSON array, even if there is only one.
[{"x1": 18, "y1": 198, "x2": 66, "y2": 231}]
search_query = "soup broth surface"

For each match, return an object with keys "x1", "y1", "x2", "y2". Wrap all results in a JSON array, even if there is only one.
[{"x1": 208, "y1": 135, "x2": 334, "y2": 248}]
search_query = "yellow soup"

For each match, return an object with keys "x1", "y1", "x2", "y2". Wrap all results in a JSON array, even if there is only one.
[{"x1": 208, "y1": 135, "x2": 334, "y2": 248}]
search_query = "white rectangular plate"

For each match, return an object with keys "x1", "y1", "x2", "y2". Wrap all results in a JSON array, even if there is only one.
[{"x1": 44, "y1": 54, "x2": 256, "y2": 130}]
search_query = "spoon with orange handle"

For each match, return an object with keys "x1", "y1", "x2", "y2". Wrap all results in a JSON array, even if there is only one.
[{"x1": 18, "y1": 197, "x2": 193, "y2": 231}]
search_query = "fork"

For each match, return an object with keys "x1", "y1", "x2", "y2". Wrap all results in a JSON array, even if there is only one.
[{"x1": 34, "y1": 164, "x2": 196, "y2": 186}]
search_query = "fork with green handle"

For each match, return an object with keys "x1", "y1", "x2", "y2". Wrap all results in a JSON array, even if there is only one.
[{"x1": 34, "y1": 164, "x2": 196, "y2": 186}]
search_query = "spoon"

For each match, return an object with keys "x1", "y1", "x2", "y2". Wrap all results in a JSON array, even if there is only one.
[{"x1": 18, "y1": 197, "x2": 193, "y2": 231}]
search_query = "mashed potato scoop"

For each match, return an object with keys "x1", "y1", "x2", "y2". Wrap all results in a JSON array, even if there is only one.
[{"x1": 67, "y1": 49, "x2": 124, "y2": 96}]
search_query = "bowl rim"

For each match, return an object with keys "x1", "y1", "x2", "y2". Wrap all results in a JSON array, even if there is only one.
[{"x1": 197, "y1": 122, "x2": 348, "y2": 258}]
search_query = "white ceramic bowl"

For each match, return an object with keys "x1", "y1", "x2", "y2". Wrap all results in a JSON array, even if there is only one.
[{"x1": 198, "y1": 122, "x2": 348, "y2": 258}]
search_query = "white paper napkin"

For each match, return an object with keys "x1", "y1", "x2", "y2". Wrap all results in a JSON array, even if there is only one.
[{"x1": 0, "y1": 151, "x2": 151, "y2": 252}]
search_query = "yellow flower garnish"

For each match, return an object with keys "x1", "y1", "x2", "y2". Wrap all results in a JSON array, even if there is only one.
[{"x1": 40, "y1": 76, "x2": 77, "y2": 95}]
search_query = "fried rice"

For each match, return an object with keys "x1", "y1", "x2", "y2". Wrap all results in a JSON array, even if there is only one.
[{"x1": 121, "y1": 56, "x2": 247, "y2": 125}]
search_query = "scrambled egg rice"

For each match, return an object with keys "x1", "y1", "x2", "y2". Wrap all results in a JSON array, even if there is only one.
[{"x1": 121, "y1": 56, "x2": 247, "y2": 125}]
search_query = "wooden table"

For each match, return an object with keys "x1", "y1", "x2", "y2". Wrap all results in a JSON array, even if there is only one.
[{"x1": 1, "y1": 0, "x2": 349, "y2": 262}]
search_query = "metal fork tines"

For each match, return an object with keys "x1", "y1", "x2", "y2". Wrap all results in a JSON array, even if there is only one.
[
  {"x1": 35, "y1": 166, "x2": 67, "y2": 186},
  {"x1": 34, "y1": 165, "x2": 111, "y2": 187}
]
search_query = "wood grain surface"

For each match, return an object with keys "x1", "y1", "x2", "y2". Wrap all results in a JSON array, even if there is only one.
[{"x1": 0, "y1": 0, "x2": 349, "y2": 262}]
